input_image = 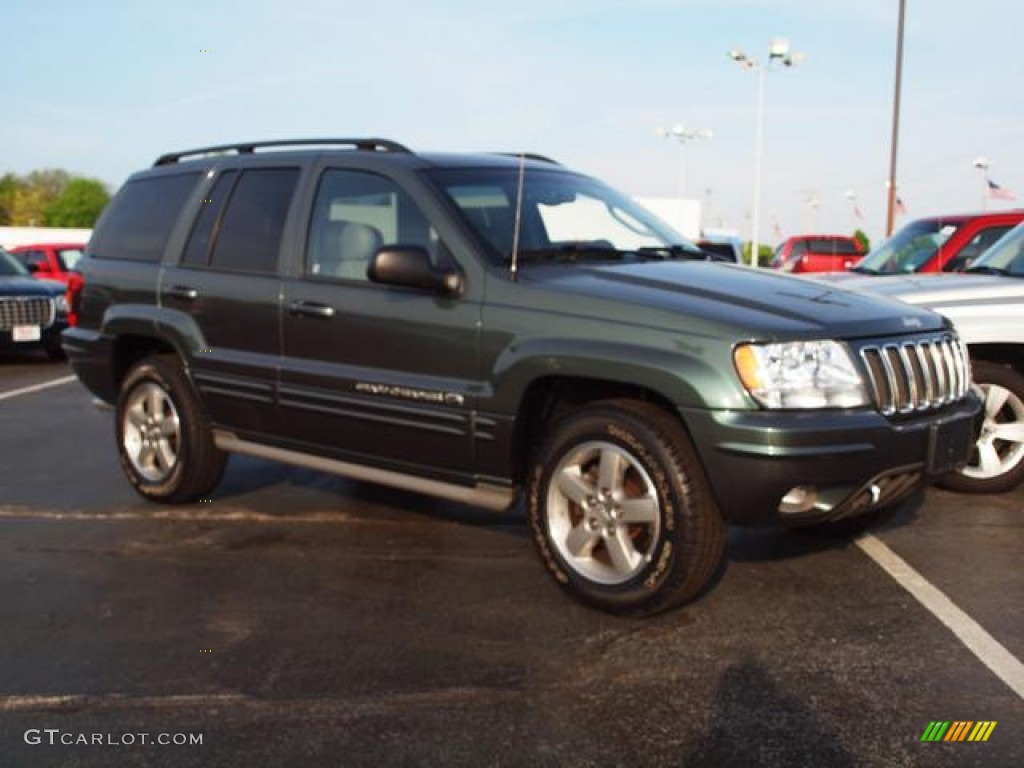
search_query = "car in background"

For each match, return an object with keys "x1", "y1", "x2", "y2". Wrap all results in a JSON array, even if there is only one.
[
  {"x1": 0, "y1": 246, "x2": 69, "y2": 360},
  {"x1": 8, "y1": 242, "x2": 86, "y2": 285},
  {"x1": 837, "y1": 222, "x2": 1024, "y2": 493},
  {"x1": 696, "y1": 234, "x2": 743, "y2": 263},
  {"x1": 771, "y1": 234, "x2": 865, "y2": 273},
  {"x1": 849, "y1": 210, "x2": 1024, "y2": 275}
]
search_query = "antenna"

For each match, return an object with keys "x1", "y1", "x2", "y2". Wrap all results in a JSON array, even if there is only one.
[{"x1": 509, "y1": 153, "x2": 526, "y2": 280}]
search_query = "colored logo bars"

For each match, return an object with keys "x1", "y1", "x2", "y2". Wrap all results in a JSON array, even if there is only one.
[{"x1": 921, "y1": 721, "x2": 997, "y2": 742}]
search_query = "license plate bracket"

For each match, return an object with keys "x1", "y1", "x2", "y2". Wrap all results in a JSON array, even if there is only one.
[{"x1": 927, "y1": 416, "x2": 975, "y2": 476}]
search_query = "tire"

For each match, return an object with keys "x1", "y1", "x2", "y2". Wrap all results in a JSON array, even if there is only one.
[
  {"x1": 939, "y1": 361, "x2": 1024, "y2": 494},
  {"x1": 115, "y1": 355, "x2": 227, "y2": 503},
  {"x1": 528, "y1": 400, "x2": 726, "y2": 616}
]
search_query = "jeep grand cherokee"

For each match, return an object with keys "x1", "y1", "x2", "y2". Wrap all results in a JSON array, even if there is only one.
[{"x1": 62, "y1": 138, "x2": 981, "y2": 615}]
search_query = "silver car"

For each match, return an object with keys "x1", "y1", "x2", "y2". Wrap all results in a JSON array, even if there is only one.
[{"x1": 826, "y1": 223, "x2": 1024, "y2": 493}]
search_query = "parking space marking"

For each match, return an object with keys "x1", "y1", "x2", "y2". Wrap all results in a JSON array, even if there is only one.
[
  {"x1": 856, "y1": 533, "x2": 1024, "y2": 700},
  {"x1": 0, "y1": 375, "x2": 77, "y2": 402},
  {"x1": 0, "y1": 506, "x2": 366, "y2": 523}
]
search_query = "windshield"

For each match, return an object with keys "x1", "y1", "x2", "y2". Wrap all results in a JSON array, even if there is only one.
[
  {"x1": 855, "y1": 219, "x2": 961, "y2": 273},
  {"x1": 967, "y1": 222, "x2": 1024, "y2": 276},
  {"x1": 425, "y1": 167, "x2": 701, "y2": 264},
  {"x1": 0, "y1": 247, "x2": 30, "y2": 277}
]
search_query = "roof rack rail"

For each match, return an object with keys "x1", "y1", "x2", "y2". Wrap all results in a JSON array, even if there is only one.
[
  {"x1": 494, "y1": 152, "x2": 560, "y2": 165},
  {"x1": 154, "y1": 138, "x2": 412, "y2": 166}
]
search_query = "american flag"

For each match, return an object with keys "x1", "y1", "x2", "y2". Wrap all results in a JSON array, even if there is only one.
[{"x1": 987, "y1": 179, "x2": 1016, "y2": 201}]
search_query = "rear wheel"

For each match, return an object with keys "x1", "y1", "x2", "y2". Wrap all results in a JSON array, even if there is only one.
[
  {"x1": 528, "y1": 400, "x2": 725, "y2": 616},
  {"x1": 939, "y1": 361, "x2": 1024, "y2": 494},
  {"x1": 116, "y1": 355, "x2": 227, "y2": 503}
]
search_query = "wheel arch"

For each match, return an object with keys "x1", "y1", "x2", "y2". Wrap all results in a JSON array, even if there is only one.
[
  {"x1": 968, "y1": 343, "x2": 1024, "y2": 375},
  {"x1": 510, "y1": 375, "x2": 687, "y2": 485}
]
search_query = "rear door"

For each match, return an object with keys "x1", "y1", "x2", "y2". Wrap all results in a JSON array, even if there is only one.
[{"x1": 159, "y1": 165, "x2": 301, "y2": 439}]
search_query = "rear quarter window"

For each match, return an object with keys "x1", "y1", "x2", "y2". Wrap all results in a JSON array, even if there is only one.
[{"x1": 90, "y1": 172, "x2": 201, "y2": 262}]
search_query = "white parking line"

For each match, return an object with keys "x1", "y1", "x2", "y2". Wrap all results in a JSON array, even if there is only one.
[
  {"x1": 856, "y1": 533, "x2": 1024, "y2": 700},
  {"x1": 0, "y1": 375, "x2": 77, "y2": 402},
  {"x1": 0, "y1": 507, "x2": 358, "y2": 523}
]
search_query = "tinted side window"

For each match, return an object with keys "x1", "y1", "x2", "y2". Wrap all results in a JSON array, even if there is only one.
[
  {"x1": 91, "y1": 173, "x2": 201, "y2": 262},
  {"x1": 183, "y1": 170, "x2": 238, "y2": 266},
  {"x1": 209, "y1": 168, "x2": 299, "y2": 274},
  {"x1": 16, "y1": 249, "x2": 46, "y2": 268},
  {"x1": 944, "y1": 225, "x2": 1014, "y2": 272},
  {"x1": 306, "y1": 169, "x2": 441, "y2": 282}
]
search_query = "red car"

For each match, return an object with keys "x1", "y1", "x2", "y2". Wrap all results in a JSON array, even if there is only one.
[
  {"x1": 849, "y1": 210, "x2": 1024, "y2": 274},
  {"x1": 8, "y1": 242, "x2": 86, "y2": 285},
  {"x1": 771, "y1": 235, "x2": 865, "y2": 273}
]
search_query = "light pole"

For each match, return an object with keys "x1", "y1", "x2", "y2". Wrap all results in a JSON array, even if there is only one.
[
  {"x1": 729, "y1": 39, "x2": 803, "y2": 266},
  {"x1": 885, "y1": 0, "x2": 907, "y2": 236},
  {"x1": 973, "y1": 156, "x2": 990, "y2": 210},
  {"x1": 655, "y1": 123, "x2": 713, "y2": 199}
]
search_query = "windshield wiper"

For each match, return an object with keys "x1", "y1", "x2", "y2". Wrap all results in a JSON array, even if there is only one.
[
  {"x1": 635, "y1": 244, "x2": 708, "y2": 261},
  {"x1": 511, "y1": 244, "x2": 628, "y2": 264},
  {"x1": 849, "y1": 265, "x2": 880, "y2": 274},
  {"x1": 965, "y1": 265, "x2": 1009, "y2": 276}
]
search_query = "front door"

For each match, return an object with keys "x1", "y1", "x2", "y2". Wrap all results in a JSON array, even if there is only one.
[{"x1": 279, "y1": 167, "x2": 480, "y2": 478}]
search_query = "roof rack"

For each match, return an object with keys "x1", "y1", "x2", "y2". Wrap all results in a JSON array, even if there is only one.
[
  {"x1": 493, "y1": 152, "x2": 560, "y2": 165},
  {"x1": 153, "y1": 138, "x2": 412, "y2": 166}
]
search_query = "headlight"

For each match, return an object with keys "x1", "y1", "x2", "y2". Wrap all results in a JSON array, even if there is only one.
[
  {"x1": 734, "y1": 340, "x2": 869, "y2": 409},
  {"x1": 55, "y1": 294, "x2": 70, "y2": 314}
]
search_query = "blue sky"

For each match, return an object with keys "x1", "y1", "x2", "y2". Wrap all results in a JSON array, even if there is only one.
[{"x1": 4, "y1": 0, "x2": 1021, "y2": 243}]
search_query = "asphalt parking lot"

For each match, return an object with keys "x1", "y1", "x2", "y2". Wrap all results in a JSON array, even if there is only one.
[{"x1": 0, "y1": 352, "x2": 1021, "y2": 767}]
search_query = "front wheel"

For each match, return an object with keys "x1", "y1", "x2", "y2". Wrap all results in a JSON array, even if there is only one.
[
  {"x1": 528, "y1": 400, "x2": 726, "y2": 616},
  {"x1": 939, "y1": 361, "x2": 1024, "y2": 494},
  {"x1": 115, "y1": 355, "x2": 227, "y2": 503}
]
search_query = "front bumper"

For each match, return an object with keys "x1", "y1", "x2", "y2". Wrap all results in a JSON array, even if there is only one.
[
  {"x1": 682, "y1": 393, "x2": 983, "y2": 525},
  {"x1": 0, "y1": 319, "x2": 69, "y2": 352}
]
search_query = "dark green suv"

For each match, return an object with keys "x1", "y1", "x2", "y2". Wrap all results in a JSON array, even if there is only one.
[{"x1": 63, "y1": 138, "x2": 981, "y2": 615}]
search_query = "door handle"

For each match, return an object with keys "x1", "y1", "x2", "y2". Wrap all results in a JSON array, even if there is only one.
[
  {"x1": 166, "y1": 285, "x2": 198, "y2": 300},
  {"x1": 288, "y1": 300, "x2": 336, "y2": 318}
]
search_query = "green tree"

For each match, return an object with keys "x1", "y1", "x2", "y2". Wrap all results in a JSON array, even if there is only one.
[
  {"x1": 742, "y1": 241, "x2": 775, "y2": 267},
  {"x1": 11, "y1": 184, "x2": 49, "y2": 226},
  {"x1": 0, "y1": 173, "x2": 20, "y2": 225},
  {"x1": 45, "y1": 178, "x2": 110, "y2": 227},
  {"x1": 853, "y1": 228, "x2": 871, "y2": 253}
]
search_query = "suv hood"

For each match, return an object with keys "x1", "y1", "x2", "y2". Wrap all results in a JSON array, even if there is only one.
[
  {"x1": 821, "y1": 273, "x2": 1024, "y2": 345},
  {"x1": 815, "y1": 273, "x2": 1024, "y2": 308},
  {"x1": 0, "y1": 276, "x2": 64, "y2": 296},
  {"x1": 521, "y1": 261, "x2": 947, "y2": 340}
]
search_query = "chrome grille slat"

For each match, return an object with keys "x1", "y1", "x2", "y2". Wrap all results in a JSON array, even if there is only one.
[
  {"x1": 860, "y1": 334, "x2": 969, "y2": 416},
  {"x1": 0, "y1": 297, "x2": 55, "y2": 331}
]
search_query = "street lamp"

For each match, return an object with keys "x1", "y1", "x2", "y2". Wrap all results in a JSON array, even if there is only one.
[
  {"x1": 655, "y1": 123, "x2": 713, "y2": 199},
  {"x1": 728, "y1": 38, "x2": 804, "y2": 266},
  {"x1": 973, "y1": 155, "x2": 990, "y2": 211}
]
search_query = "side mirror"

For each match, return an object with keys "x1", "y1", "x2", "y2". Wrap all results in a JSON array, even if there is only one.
[
  {"x1": 26, "y1": 262, "x2": 42, "y2": 274},
  {"x1": 368, "y1": 246, "x2": 463, "y2": 298}
]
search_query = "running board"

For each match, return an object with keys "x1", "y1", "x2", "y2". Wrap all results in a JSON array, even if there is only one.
[{"x1": 213, "y1": 431, "x2": 516, "y2": 512}]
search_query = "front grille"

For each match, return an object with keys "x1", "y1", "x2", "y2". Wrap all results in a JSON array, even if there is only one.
[
  {"x1": 860, "y1": 334, "x2": 969, "y2": 416},
  {"x1": 0, "y1": 297, "x2": 56, "y2": 331}
]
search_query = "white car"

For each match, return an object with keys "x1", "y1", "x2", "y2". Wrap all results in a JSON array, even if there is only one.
[{"x1": 831, "y1": 223, "x2": 1024, "y2": 493}]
